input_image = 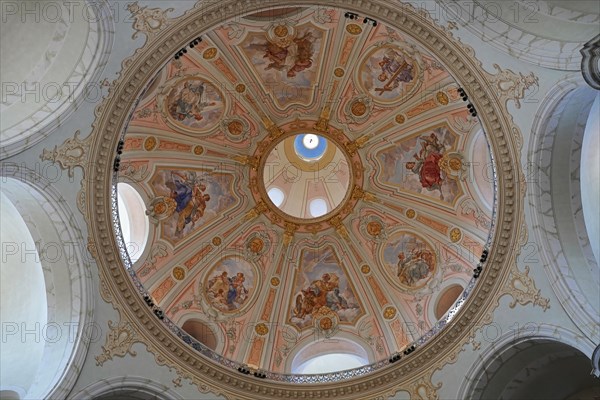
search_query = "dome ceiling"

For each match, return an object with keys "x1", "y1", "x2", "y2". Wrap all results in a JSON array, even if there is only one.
[{"x1": 116, "y1": 5, "x2": 495, "y2": 376}]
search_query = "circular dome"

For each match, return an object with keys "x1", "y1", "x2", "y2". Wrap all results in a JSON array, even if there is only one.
[{"x1": 101, "y1": 2, "x2": 505, "y2": 390}]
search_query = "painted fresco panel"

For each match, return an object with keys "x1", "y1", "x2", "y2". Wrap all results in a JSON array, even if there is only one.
[
  {"x1": 240, "y1": 24, "x2": 323, "y2": 107},
  {"x1": 377, "y1": 126, "x2": 460, "y2": 204},
  {"x1": 164, "y1": 77, "x2": 224, "y2": 132},
  {"x1": 382, "y1": 232, "x2": 437, "y2": 289},
  {"x1": 151, "y1": 169, "x2": 236, "y2": 241},
  {"x1": 203, "y1": 257, "x2": 256, "y2": 313},
  {"x1": 290, "y1": 247, "x2": 361, "y2": 329}
]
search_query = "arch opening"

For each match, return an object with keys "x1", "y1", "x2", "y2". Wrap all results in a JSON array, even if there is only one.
[
  {"x1": 290, "y1": 338, "x2": 370, "y2": 374},
  {"x1": 467, "y1": 339, "x2": 600, "y2": 400},
  {"x1": 0, "y1": 192, "x2": 47, "y2": 397},
  {"x1": 117, "y1": 182, "x2": 150, "y2": 263}
]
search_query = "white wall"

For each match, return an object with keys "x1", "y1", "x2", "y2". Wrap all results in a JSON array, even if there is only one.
[{"x1": 0, "y1": 192, "x2": 47, "y2": 394}]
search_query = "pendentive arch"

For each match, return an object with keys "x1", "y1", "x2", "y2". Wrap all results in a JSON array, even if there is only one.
[
  {"x1": 69, "y1": 376, "x2": 183, "y2": 400},
  {"x1": 459, "y1": 327, "x2": 598, "y2": 400},
  {"x1": 529, "y1": 76, "x2": 599, "y2": 344},
  {"x1": 0, "y1": 166, "x2": 94, "y2": 400},
  {"x1": 0, "y1": 0, "x2": 114, "y2": 158}
]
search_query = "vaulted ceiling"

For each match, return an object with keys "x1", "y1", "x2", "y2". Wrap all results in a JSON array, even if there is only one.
[{"x1": 117, "y1": 5, "x2": 494, "y2": 374}]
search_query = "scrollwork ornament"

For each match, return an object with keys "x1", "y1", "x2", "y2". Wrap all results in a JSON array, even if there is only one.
[
  {"x1": 487, "y1": 64, "x2": 539, "y2": 110},
  {"x1": 407, "y1": 373, "x2": 442, "y2": 400},
  {"x1": 502, "y1": 264, "x2": 550, "y2": 311},
  {"x1": 95, "y1": 319, "x2": 139, "y2": 366},
  {"x1": 126, "y1": 2, "x2": 174, "y2": 42},
  {"x1": 77, "y1": 183, "x2": 87, "y2": 218},
  {"x1": 40, "y1": 130, "x2": 90, "y2": 178}
]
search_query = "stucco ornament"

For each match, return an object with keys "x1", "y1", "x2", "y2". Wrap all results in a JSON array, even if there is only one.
[{"x1": 127, "y1": 2, "x2": 175, "y2": 41}]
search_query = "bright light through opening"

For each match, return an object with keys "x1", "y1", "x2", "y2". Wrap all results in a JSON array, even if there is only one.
[
  {"x1": 294, "y1": 134, "x2": 327, "y2": 161},
  {"x1": 117, "y1": 192, "x2": 132, "y2": 245},
  {"x1": 303, "y1": 134, "x2": 319, "y2": 150},
  {"x1": 309, "y1": 198, "x2": 328, "y2": 217},
  {"x1": 116, "y1": 183, "x2": 149, "y2": 264},
  {"x1": 296, "y1": 354, "x2": 367, "y2": 374},
  {"x1": 268, "y1": 187, "x2": 285, "y2": 207}
]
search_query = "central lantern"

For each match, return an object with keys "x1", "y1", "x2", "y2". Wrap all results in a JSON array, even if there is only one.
[
  {"x1": 113, "y1": 4, "x2": 496, "y2": 381},
  {"x1": 259, "y1": 127, "x2": 353, "y2": 221}
]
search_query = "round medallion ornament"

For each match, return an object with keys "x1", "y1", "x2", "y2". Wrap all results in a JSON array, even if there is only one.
[
  {"x1": 153, "y1": 201, "x2": 167, "y2": 215},
  {"x1": 406, "y1": 209, "x2": 416, "y2": 219},
  {"x1": 144, "y1": 136, "x2": 157, "y2": 151},
  {"x1": 383, "y1": 306, "x2": 397, "y2": 319},
  {"x1": 351, "y1": 101, "x2": 367, "y2": 116},
  {"x1": 255, "y1": 323, "x2": 269, "y2": 335},
  {"x1": 152, "y1": 198, "x2": 176, "y2": 217},
  {"x1": 361, "y1": 265, "x2": 371, "y2": 274},
  {"x1": 247, "y1": 237, "x2": 264, "y2": 254},
  {"x1": 346, "y1": 23, "x2": 362, "y2": 35},
  {"x1": 366, "y1": 221, "x2": 383, "y2": 237},
  {"x1": 334, "y1": 68, "x2": 345, "y2": 77},
  {"x1": 270, "y1": 277, "x2": 280, "y2": 287},
  {"x1": 313, "y1": 308, "x2": 339, "y2": 337},
  {"x1": 212, "y1": 237, "x2": 222, "y2": 246},
  {"x1": 274, "y1": 25, "x2": 289, "y2": 37},
  {"x1": 193, "y1": 145, "x2": 204, "y2": 155},
  {"x1": 395, "y1": 114, "x2": 406, "y2": 124},
  {"x1": 203, "y1": 47, "x2": 218, "y2": 59},
  {"x1": 228, "y1": 120, "x2": 244, "y2": 136},
  {"x1": 172, "y1": 266, "x2": 185, "y2": 281},
  {"x1": 448, "y1": 156, "x2": 463, "y2": 171},
  {"x1": 450, "y1": 228, "x2": 462, "y2": 243},
  {"x1": 436, "y1": 91, "x2": 449, "y2": 105},
  {"x1": 319, "y1": 317, "x2": 333, "y2": 330},
  {"x1": 235, "y1": 83, "x2": 246, "y2": 93}
]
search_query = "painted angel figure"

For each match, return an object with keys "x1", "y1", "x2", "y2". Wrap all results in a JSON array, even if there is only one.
[{"x1": 166, "y1": 172, "x2": 211, "y2": 237}]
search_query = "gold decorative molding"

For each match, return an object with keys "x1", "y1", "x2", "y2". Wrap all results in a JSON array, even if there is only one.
[
  {"x1": 95, "y1": 318, "x2": 139, "y2": 366},
  {"x1": 230, "y1": 154, "x2": 260, "y2": 169},
  {"x1": 242, "y1": 201, "x2": 268, "y2": 222},
  {"x1": 328, "y1": 215, "x2": 350, "y2": 241},
  {"x1": 352, "y1": 186, "x2": 379, "y2": 203},
  {"x1": 283, "y1": 222, "x2": 298, "y2": 245},
  {"x1": 40, "y1": 130, "x2": 90, "y2": 178},
  {"x1": 407, "y1": 373, "x2": 442, "y2": 400},
  {"x1": 345, "y1": 134, "x2": 372, "y2": 156},
  {"x1": 488, "y1": 64, "x2": 539, "y2": 110},
  {"x1": 126, "y1": 2, "x2": 174, "y2": 42},
  {"x1": 502, "y1": 264, "x2": 551, "y2": 311}
]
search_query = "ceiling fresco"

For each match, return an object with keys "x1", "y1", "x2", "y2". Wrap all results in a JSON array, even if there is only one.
[{"x1": 116, "y1": 5, "x2": 495, "y2": 374}]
